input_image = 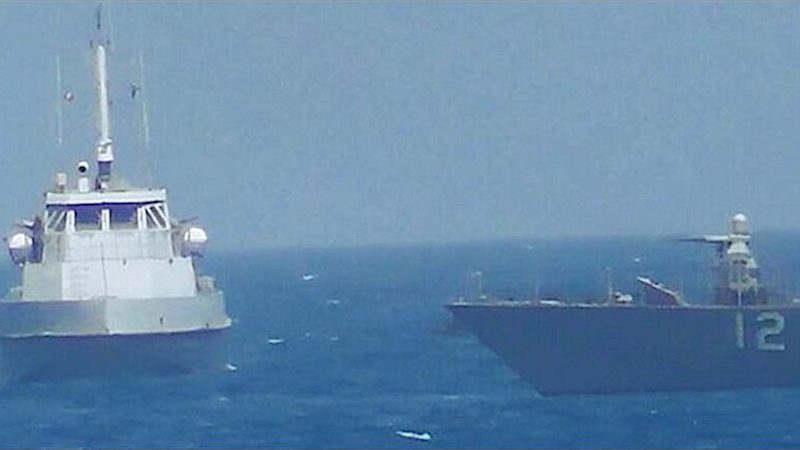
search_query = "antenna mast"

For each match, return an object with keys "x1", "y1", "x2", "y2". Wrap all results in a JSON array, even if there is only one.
[
  {"x1": 55, "y1": 55, "x2": 64, "y2": 148},
  {"x1": 94, "y1": 5, "x2": 114, "y2": 190},
  {"x1": 137, "y1": 50, "x2": 153, "y2": 186}
]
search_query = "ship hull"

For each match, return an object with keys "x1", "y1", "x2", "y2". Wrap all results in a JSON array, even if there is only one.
[
  {"x1": 447, "y1": 302, "x2": 800, "y2": 396},
  {"x1": 0, "y1": 292, "x2": 230, "y2": 337},
  {"x1": 0, "y1": 329, "x2": 227, "y2": 382},
  {"x1": 0, "y1": 292, "x2": 231, "y2": 382}
]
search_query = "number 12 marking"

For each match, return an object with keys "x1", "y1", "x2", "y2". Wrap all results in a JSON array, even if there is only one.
[{"x1": 735, "y1": 311, "x2": 786, "y2": 351}]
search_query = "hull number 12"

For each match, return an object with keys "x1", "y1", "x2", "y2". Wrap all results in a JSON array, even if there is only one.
[{"x1": 735, "y1": 311, "x2": 786, "y2": 351}]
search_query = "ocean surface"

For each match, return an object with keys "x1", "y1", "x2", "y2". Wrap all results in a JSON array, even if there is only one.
[{"x1": 3, "y1": 232, "x2": 800, "y2": 448}]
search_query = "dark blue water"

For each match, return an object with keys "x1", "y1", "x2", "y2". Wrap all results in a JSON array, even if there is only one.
[{"x1": 4, "y1": 232, "x2": 800, "y2": 448}]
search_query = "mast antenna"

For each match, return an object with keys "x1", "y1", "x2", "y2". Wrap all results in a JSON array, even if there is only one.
[
  {"x1": 137, "y1": 50, "x2": 154, "y2": 186},
  {"x1": 94, "y1": 4, "x2": 114, "y2": 190},
  {"x1": 55, "y1": 55, "x2": 63, "y2": 148}
]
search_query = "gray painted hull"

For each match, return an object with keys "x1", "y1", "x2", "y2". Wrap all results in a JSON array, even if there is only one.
[
  {"x1": 0, "y1": 292, "x2": 231, "y2": 382},
  {"x1": 0, "y1": 329, "x2": 227, "y2": 382},
  {"x1": 0, "y1": 292, "x2": 230, "y2": 337},
  {"x1": 447, "y1": 302, "x2": 800, "y2": 396}
]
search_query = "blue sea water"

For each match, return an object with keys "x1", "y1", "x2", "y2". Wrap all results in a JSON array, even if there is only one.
[{"x1": 3, "y1": 232, "x2": 800, "y2": 448}]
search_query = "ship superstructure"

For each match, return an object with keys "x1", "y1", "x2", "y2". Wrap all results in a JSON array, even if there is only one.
[
  {"x1": 681, "y1": 213, "x2": 766, "y2": 306},
  {"x1": 448, "y1": 214, "x2": 800, "y2": 395},
  {"x1": 0, "y1": 13, "x2": 230, "y2": 380}
]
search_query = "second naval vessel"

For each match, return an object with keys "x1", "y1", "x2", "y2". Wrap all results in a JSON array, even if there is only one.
[
  {"x1": 448, "y1": 214, "x2": 800, "y2": 395},
  {"x1": 0, "y1": 12, "x2": 231, "y2": 381}
]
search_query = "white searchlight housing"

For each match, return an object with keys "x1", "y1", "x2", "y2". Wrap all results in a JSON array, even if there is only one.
[
  {"x1": 7, "y1": 232, "x2": 33, "y2": 265},
  {"x1": 181, "y1": 226, "x2": 208, "y2": 257}
]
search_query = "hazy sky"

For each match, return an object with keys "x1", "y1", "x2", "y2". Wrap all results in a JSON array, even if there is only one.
[{"x1": 1, "y1": 2, "x2": 800, "y2": 250}]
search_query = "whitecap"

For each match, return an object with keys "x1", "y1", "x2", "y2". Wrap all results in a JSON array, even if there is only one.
[
  {"x1": 225, "y1": 363, "x2": 238, "y2": 372},
  {"x1": 267, "y1": 338, "x2": 285, "y2": 345},
  {"x1": 396, "y1": 430, "x2": 432, "y2": 442}
]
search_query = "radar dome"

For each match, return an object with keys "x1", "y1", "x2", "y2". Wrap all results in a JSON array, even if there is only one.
[
  {"x1": 7, "y1": 233, "x2": 32, "y2": 265},
  {"x1": 731, "y1": 213, "x2": 750, "y2": 235},
  {"x1": 181, "y1": 226, "x2": 208, "y2": 257}
]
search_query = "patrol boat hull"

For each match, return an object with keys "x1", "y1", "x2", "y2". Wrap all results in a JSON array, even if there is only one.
[
  {"x1": 0, "y1": 292, "x2": 231, "y2": 382},
  {"x1": 0, "y1": 329, "x2": 227, "y2": 382},
  {"x1": 447, "y1": 302, "x2": 800, "y2": 396}
]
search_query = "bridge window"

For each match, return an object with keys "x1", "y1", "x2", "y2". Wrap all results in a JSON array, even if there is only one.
[
  {"x1": 110, "y1": 204, "x2": 138, "y2": 229},
  {"x1": 143, "y1": 203, "x2": 169, "y2": 229},
  {"x1": 45, "y1": 206, "x2": 68, "y2": 232},
  {"x1": 74, "y1": 205, "x2": 102, "y2": 231},
  {"x1": 46, "y1": 202, "x2": 169, "y2": 232}
]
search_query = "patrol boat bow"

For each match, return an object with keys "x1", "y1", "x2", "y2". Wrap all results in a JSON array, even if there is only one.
[
  {"x1": 448, "y1": 214, "x2": 800, "y2": 395},
  {"x1": 0, "y1": 16, "x2": 231, "y2": 381}
]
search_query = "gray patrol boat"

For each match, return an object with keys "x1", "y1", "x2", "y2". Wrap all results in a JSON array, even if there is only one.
[
  {"x1": 0, "y1": 16, "x2": 231, "y2": 381},
  {"x1": 448, "y1": 214, "x2": 800, "y2": 395}
]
